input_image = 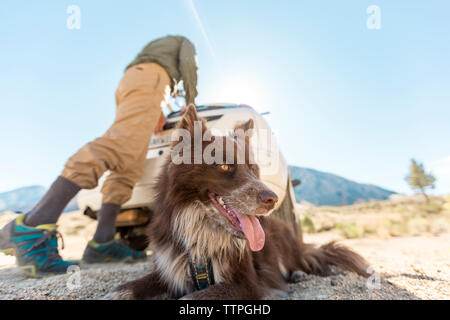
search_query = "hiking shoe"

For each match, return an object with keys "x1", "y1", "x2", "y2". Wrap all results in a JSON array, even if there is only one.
[
  {"x1": 0, "y1": 214, "x2": 78, "y2": 278},
  {"x1": 81, "y1": 239, "x2": 147, "y2": 264}
]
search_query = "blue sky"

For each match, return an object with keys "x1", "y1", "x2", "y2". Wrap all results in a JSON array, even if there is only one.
[{"x1": 0, "y1": 0, "x2": 449, "y2": 195}]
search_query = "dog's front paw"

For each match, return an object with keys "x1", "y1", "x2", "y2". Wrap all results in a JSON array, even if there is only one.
[
  {"x1": 103, "y1": 289, "x2": 135, "y2": 300},
  {"x1": 289, "y1": 270, "x2": 309, "y2": 283}
]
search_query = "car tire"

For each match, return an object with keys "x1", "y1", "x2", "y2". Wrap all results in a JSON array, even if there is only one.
[{"x1": 118, "y1": 226, "x2": 150, "y2": 251}]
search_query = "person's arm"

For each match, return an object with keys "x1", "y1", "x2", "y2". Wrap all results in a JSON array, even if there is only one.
[
  {"x1": 179, "y1": 39, "x2": 198, "y2": 105},
  {"x1": 153, "y1": 111, "x2": 166, "y2": 133}
]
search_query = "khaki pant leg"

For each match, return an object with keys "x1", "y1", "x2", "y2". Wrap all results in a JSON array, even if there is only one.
[
  {"x1": 61, "y1": 63, "x2": 170, "y2": 205},
  {"x1": 100, "y1": 143, "x2": 148, "y2": 205}
]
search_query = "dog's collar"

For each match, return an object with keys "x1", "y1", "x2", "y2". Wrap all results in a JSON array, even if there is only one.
[{"x1": 188, "y1": 255, "x2": 215, "y2": 291}]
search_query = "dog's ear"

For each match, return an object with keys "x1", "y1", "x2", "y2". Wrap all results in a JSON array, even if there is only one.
[
  {"x1": 233, "y1": 118, "x2": 255, "y2": 163},
  {"x1": 176, "y1": 104, "x2": 207, "y2": 133},
  {"x1": 233, "y1": 119, "x2": 255, "y2": 146},
  {"x1": 177, "y1": 104, "x2": 198, "y2": 131},
  {"x1": 234, "y1": 118, "x2": 254, "y2": 136},
  {"x1": 171, "y1": 104, "x2": 207, "y2": 149}
]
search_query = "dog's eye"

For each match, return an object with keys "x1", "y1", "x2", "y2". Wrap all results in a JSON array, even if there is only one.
[{"x1": 220, "y1": 164, "x2": 230, "y2": 171}]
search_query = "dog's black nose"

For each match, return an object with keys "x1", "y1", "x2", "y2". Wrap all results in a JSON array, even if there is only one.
[{"x1": 258, "y1": 191, "x2": 278, "y2": 210}]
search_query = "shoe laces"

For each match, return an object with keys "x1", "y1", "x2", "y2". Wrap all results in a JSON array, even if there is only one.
[{"x1": 24, "y1": 229, "x2": 65, "y2": 261}]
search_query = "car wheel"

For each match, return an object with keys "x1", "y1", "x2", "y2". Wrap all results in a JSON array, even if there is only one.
[{"x1": 117, "y1": 226, "x2": 150, "y2": 251}]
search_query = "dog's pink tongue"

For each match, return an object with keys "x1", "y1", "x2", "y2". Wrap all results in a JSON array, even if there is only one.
[{"x1": 237, "y1": 214, "x2": 265, "y2": 252}]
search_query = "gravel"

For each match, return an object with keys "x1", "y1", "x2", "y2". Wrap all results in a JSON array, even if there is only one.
[{"x1": 0, "y1": 212, "x2": 448, "y2": 300}]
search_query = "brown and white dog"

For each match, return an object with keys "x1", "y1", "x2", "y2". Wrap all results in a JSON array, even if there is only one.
[{"x1": 108, "y1": 105, "x2": 370, "y2": 300}]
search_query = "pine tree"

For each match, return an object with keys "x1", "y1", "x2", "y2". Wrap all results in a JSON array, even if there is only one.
[{"x1": 405, "y1": 159, "x2": 436, "y2": 202}]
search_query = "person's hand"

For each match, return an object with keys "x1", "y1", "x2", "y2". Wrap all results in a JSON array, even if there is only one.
[
  {"x1": 153, "y1": 112, "x2": 166, "y2": 133},
  {"x1": 179, "y1": 106, "x2": 187, "y2": 115},
  {"x1": 179, "y1": 103, "x2": 195, "y2": 115}
]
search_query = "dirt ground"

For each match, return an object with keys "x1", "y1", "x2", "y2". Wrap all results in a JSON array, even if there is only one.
[{"x1": 0, "y1": 211, "x2": 448, "y2": 300}]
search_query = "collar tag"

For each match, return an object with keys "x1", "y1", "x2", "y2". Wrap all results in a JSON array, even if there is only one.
[{"x1": 188, "y1": 257, "x2": 215, "y2": 291}]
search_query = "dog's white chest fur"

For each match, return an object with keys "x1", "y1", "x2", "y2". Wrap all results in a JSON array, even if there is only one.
[{"x1": 153, "y1": 204, "x2": 246, "y2": 295}]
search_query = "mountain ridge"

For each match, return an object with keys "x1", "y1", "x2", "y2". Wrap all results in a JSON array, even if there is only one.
[{"x1": 289, "y1": 166, "x2": 396, "y2": 205}]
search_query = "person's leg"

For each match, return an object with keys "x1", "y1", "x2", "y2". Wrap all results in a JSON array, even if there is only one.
[
  {"x1": 92, "y1": 63, "x2": 169, "y2": 243},
  {"x1": 92, "y1": 203, "x2": 121, "y2": 243},
  {"x1": 83, "y1": 153, "x2": 152, "y2": 263},
  {"x1": 82, "y1": 63, "x2": 170, "y2": 263},
  {"x1": 93, "y1": 148, "x2": 148, "y2": 243},
  {"x1": 24, "y1": 177, "x2": 81, "y2": 226}
]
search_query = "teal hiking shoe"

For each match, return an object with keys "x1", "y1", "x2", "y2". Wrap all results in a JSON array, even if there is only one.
[
  {"x1": 0, "y1": 214, "x2": 78, "y2": 278},
  {"x1": 81, "y1": 239, "x2": 147, "y2": 264}
]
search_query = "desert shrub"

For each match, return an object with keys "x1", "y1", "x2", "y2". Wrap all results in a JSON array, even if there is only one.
[
  {"x1": 388, "y1": 219, "x2": 410, "y2": 237},
  {"x1": 429, "y1": 218, "x2": 449, "y2": 235},
  {"x1": 336, "y1": 223, "x2": 363, "y2": 239},
  {"x1": 407, "y1": 217, "x2": 429, "y2": 236},
  {"x1": 443, "y1": 195, "x2": 450, "y2": 212},
  {"x1": 421, "y1": 199, "x2": 443, "y2": 214},
  {"x1": 363, "y1": 225, "x2": 378, "y2": 235},
  {"x1": 301, "y1": 214, "x2": 316, "y2": 233}
]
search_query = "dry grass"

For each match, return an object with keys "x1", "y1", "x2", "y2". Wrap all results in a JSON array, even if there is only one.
[{"x1": 296, "y1": 195, "x2": 450, "y2": 239}]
